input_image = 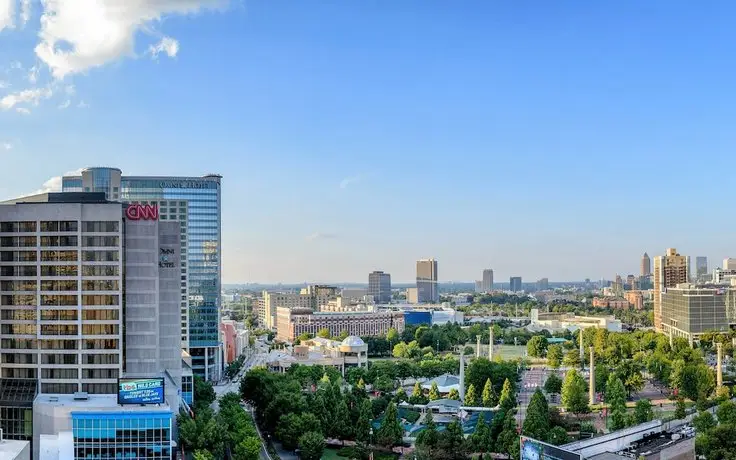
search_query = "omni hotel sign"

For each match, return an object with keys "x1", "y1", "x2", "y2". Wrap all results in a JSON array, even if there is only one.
[
  {"x1": 159, "y1": 181, "x2": 210, "y2": 189},
  {"x1": 125, "y1": 204, "x2": 159, "y2": 221}
]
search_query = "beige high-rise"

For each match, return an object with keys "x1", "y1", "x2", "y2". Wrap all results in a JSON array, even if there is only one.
[
  {"x1": 416, "y1": 258, "x2": 438, "y2": 303},
  {"x1": 653, "y1": 248, "x2": 689, "y2": 332},
  {"x1": 641, "y1": 252, "x2": 651, "y2": 277}
]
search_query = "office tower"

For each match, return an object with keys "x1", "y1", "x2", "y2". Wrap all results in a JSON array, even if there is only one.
[
  {"x1": 481, "y1": 269, "x2": 494, "y2": 292},
  {"x1": 474, "y1": 281, "x2": 482, "y2": 293},
  {"x1": 368, "y1": 271, "x2": 391, "y2": 303},
  {"x1": 626, "y1": 275, "x2": 637, "y2": 290},
  {"x1": 641, "y1": 253, "x2": 651, "y2": 277},
  {"x1": 416, "y1": 258, "x2": 438, "y2": 303},
  {"x1": 724, "y1": 258, "x2": 736, "y2": 271},
  {"x1": 509, "y1": 276, "x2": 522, "y2": 292},
  {"x1": 696, "y1": 257, "x2": 708, "y2": 278},
  {"x1": 536, "y1": 278, "x2": 549, "y2": 291},
  {"x1": 0, "y1": 193, "x2": 186, "y2": 455},
  {"x1": 62, "y1": 167, "x2": 222, "y2": 380},
  {"x1": 653, "y1": 248, "x2": 689, "y2": 332},
  {"x1": 660, "y1": 284, "x2": 734, "y2": 343}
]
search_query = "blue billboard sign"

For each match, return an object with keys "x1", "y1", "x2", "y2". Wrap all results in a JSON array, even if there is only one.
[{"x1": 118, "y1": 378, "x2": 165, "y2": 405}]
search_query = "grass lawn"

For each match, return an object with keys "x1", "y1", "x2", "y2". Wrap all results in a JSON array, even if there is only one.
[
  {"x1": 495, "y1": 345, "x2": 527, "y2": 360},
  {"x1": 321, "y1": 448, "x2": 398, "y2": 460}
]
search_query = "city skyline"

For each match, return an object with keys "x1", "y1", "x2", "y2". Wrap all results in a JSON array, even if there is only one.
[{"x1": 4, "y1": 2, "x2": 736, "y2": 283}]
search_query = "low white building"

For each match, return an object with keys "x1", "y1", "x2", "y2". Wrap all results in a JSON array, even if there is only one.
[
  {"x1": 0, "y1": 439, "x2": 31, "y2": 460},
  {"x1": 528, "y1": 308, "x2": 622, "y2": 333},
  {"x1": 266, "y1": 336, "x2": 368, "y2": 376}
]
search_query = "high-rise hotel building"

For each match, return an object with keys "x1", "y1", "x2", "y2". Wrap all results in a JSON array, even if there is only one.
[
  {"x1": 61, "y1": 168, "x2": 222, "y2": 380},
  {"x1": 0, "y1": 192, "x2": 187, "y2": 459},
  {"x1": 416, "y1": 259, "x2": 438, "y2": 303},
  {"x1": 653, "y1": 248, "x2": 689, "y2": 332}
]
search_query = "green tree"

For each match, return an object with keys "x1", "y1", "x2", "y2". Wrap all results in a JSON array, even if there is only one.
[
  {"x1": 178, "y1": 408, "x2": 225, "y2": 458},
  {"x1": 233, "y1": 437, "x2": 261, "y2": 460},
  {"x1": 464, "y1": 384, "x2": 478, "y2": 406},
  {"x1": 335, "y1": 398, "x2": 353, "y2": 440},
  {"x1": 634, "y1": 399, "x2": 654, "y2": 424},
  {"x1": 276, "y1": 413, "x2": 304, "y2": 451},
  {"x1": 393, "y1": 342, "x2": 408, "y2": 358},
  {"x1": 499, "y1": 378, "x2": 516, "y2": 411},
  {"x1": 495, "y1": 410, "x2": 521, "y2": 458},
  {"x1": 547, "y1": 345, "x2": 563, "y2": 368},
  {"x1": 716, "y1": 400, "x2": 736, "y2": 425},
  {"x1": 547, "y1": 426, "x2": 569, "y2": 446},
  {"x1": 438, "y1": 420, "x2": 467, "y2": 460},
  {"x1": 355, "y1": 399, "x2": 373, "y2": 446},
  {"x1": 544, "y1": 373, "x2": 563, "y2": 394},
  {"x1": 675, "y1": 397, "x2": 686, "y2": 419},
  {"x1": 527, "y1": 336, "x2": 549, "y2": 358},
  {"x1": 470, "y1": 416, "x2": 492, "y2": 455},
  {"x1": 481, "y1": 378, "x2": 496, "y2": 407},
  {"x1": 415, "y1": 411, "x2": 439, "y2": 460},
  {"x1": 357, "y1": 378, "x2": 366, "y2": 390},
  {"x1": 692, "y1": 410, "x2": 716, "y2": 433},
  {"x1": 594, "y1": 364, "x2": 610, "y2": 394},
  {"x1": 447, "y1": 388, "x2": 460, "y2": 400},
  {"x1": 193, "y1": 450, "x2": 215, "y2": 460},
  {"x1": 606, "y1": 375, "x2": 627, "y2": 431},
  {"x1": 298, "y1": 431, "x2": 326, "y2": 460},
  {"x1": 563, "y1": 350, "x2": 581, "y2": 368},
  {"x1": 193, "y1": 375, "x2": 217, "y2": 411},
  {"x1": 338, "y1": 330, "x2": 350, "y2": 341},
  {"x1": 523, "y1": 389, "x2": 550, "y2": 441},
  {"x1": 387, "y1": 327, "x2": 399, "y2": 345},
  {"x1": 376, "y1": 402, "x2": 403, "y2": 447},
  {"x1": 410, "y1": 381, "x2": 428, "y2": 404},
  {"x1": 429, "y1": 382, "x2": 441, "y2": 401},
  {"x1": 561, "y1": 369, "x2": 589, "y2": 414},
  {"x1": 317, "y1": 328, "x2": 331, "y2": 339}
]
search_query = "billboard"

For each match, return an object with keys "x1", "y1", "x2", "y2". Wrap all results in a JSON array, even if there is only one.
[
  {"x1": 118, "y1": 378, "x2": 165, "y2": 405},
  {"x1": 520, "y1": 436, "x2": 581, "y2": 460}
]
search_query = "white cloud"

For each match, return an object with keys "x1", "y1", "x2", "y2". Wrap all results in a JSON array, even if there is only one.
[
  {"x1": 25, "y1": 168, "x2": 85, "y2": 196},
  {"x1": 2, "y1": 142, "x2": 12, "y2": 150},
  {"x1": 306, "y1": 232, "x2": 338, "y2": 241},
  {"x1": 77, "y1": 100, "x2": 89, "y2": 108},
  {"x1": 34, "y1": 0, "x2": 223, "y2": 79},
  {"x1": 148, "y1": 36, "x2": 180, "y2": 58},
  {"x1": 15, "y1": 107, "x2": 30, "y2": 114},
  {"x1": 20, "y1": 0, "x2": 31, "y2": 26},
  {"x1": 58, "y1": 100, "x2": 70, "y2": 109},
  {"x1": 27, "y1": 65, "x2": 39, "y2": 83},
  {"x1": 339, "y1": 175, "x2": 361, "y2": 189},
  {"x1": 0, "y1": 87, "x2": 53, "y2": 110},
  {"x1": 0, "y1": 80, "x2": 9, "y2": 89},
  {"x1": 0, "y1": 0, "x2": 14, "y2": 32},
  {"x1": 64, "y1": 84, "x2": 75, "y2": 95}
]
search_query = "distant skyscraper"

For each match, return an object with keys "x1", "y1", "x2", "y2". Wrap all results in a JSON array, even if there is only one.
[
  {"x1": 481, "y1": 269, "x2": 494, "y2": 292},
  {"x1": 653, "y1": 248, "x2": 689, "y2": 332},
  {"x1": 509, "y1": 276, "x2": 522, "y2": 292},
  {"x1": 474, "y1": 280, "x2": 482, "y2": 293},
  {"x1": 416, "y1": 258, "x2": 438, "y2": 303},
  {"x1": 724, "y1": 258, "x2": 736, "y2": 271},
  {"x1": 536, "y1": 278, "x2": 549, "y2": 291},
  {"x1": 696, "y1": 256, "x2": 708, "y2": 278},
  {"x1": 641, "y1": 253, "x2": 651, "y2": 277},
  {"x1": 368, "y1": 271, "x2": 392, "y2": 303}
]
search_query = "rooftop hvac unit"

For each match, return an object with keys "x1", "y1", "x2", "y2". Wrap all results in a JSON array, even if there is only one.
[{"x1": 73, "y1": 392, "x2": 89, "y2": 401}]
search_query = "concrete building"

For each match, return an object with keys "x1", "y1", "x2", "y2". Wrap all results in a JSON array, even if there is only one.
[
  {"x1": 261, "y1": 286, "x2": 340, "y2": 329},
  {"x1": 406, "y1": 287, "x2": 419, "y2": 304},
  {"x1": 660, "y1": 283, "x2": 735, "y2": 343},
  {"x1": 265, "y1": 336, "x2": 367, "y2": 375},
  {"x1": 0, "y1": 192, "x2": 185, "y2": 459},
  {"x1": 529, "y1": 309, "x2": 622, "y2": 333},
  {"x1": 368, "y1": 271, "x2": 391, "y2": 303},
  {"x1": 724, "y1": 258, "x2": 736, "y2": 271},
  {"x1": 535, "y1": 278, "x2": 549, "y2": 291},
  {"x1": 416, "y1": 259, "x2": 438, "y2": 303},
  {"x1": 276, "y1": 308, "x2": 405, "y2": 342},
  {"x1": 624, "y1": 291, "x2": 644, "y2": 310},
  {"x1": 509, "y1": 276, "x2": 522, "y2": 292},
  {"x1": 695, "y1": 256, "x2": 708, "y2": 278},
  {"x1": 220, "y1": 319, "x2": 249, "y2": 364},
  {"x1": 340, "y1": 288, "x2": 370, "y2": 304},
  {"x1": 653, "y1": 248, "x2": 689, "y2": 332},
  {"x1": 62, "y1": 167, "x2": 222, "y2": 381},
  {"x1": 592, "y1": 297, "x2": 631, "y2": 309},
  {"x1": 641, "y1": 253, "x2": 651, "y2": 277},
  {"x1": 481, "y1": 269, "x2": 493, "y2": 292},
  {"x1": 0, "y1": 439, "x2": 30, "y2": 460},
  {"x1": 474, "y1": 281, "x2": 482, "y2": 293}
]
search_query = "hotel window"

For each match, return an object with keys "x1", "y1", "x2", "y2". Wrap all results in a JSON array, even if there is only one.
[
  {"x1": 42, "y1": 368, "x2": 78, "y2": 379},
  {"x1": 1, "y1": 324, "x2": 36, "y2": 335},
  {"x1": 40, "y1": 324, "x2": 78, "y2": 335},
  {"x1": 82, "y1": 280, "x2": 119, "y2": 291},
  {"x1": 41, "y1": 280, "x2": 78, "y2": 291},
  {"x1": 40, "y1": 265, "x2": 78, "y2": 276},
  {"x1": 82, "y1": 368, "x2": 119, "y2": 379},
  {"x1": 1, "y1": 368, "x2": 36, "y2": 379},
  {"x1": 1, "y1": 339, "x2": 37, "y2": 349},
  {"x1": 82, "y1": 339, "x2": 118, "y2": 350},
  {"x1": 0, "y1": 280, "x2": 37, "y2": 291},
  {"x1": 82, "y1": 250, "x2": 119, "y2": 262},
  {"x1": 82, "y1": 236, "x2": 119, "y2": 247},
  {"x1": 82, "y1": 265, "x2": 119, "y2": 277},
  {"x1": 40, "y1": 250, "x2": 78, "y2": 262},
  {"x1": 82, "y1": 295, "x2": 119, "y2": 306},
  {"x1": 0, "y1": 310, "x2": 36, "y2": 321},
  {"x1": 82, "y1": 309, "x2": 119, "y2": 321},
  {"x1": 40, "y1": 340, "x2": 77, "y2": 350},
  {"x1": 83, "y1": 354, "x2": 119, "y2": 365},
  {"x1": 82, "y1": 221, "x2": 119, "y2": 233},
  {"x1": 0, "y1": 236, "x2": 36, "y2": 247},
  {"x1": 40, "y1": 236, "x2": 78, "y2": 247},
  {"x1": 41, "y1": 354, "x2": 78, "y2": 365},
  {"x1": 40, "y1": 295, "x2": 78, "y2": 306},
  {"x1": 0, "y1": 221, "x2": 36, "y2": 232},
  {"x1": 0, "y1": 295, "x2": 36, "y2": 306},
  {"x1": 40, "y1": 310, "x2": 78, "y2": 321},
  {"x1": 0, "y1": 250, "x2": 36, "y2": 262},
  {"x1": 82, "y1": 324, "x2": 118, "y2": 335}
]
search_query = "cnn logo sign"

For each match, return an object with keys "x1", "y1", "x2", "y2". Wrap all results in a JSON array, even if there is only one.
[{"x1": 125, "y1": 204, "x2": 159, "y2": 221}]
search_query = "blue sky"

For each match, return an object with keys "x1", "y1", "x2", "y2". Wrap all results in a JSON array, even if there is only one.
[{"x1": 0, "y1": 1, "x2": 735, "y2": 284}]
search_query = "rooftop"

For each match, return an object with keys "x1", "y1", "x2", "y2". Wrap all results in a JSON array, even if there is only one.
[
  {"x1": 34, "y1": 393, "x2": 171, "y2": 412},
  {"x1": 0, "y1": 439, "x2": 30, "y2": 459}
]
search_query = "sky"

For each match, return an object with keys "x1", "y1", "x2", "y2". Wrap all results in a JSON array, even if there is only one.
[{"x1": 1, "y1": 1, "x2": 736, "y2": 284}]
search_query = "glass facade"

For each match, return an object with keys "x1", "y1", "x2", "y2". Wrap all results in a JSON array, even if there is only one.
[
  {"x1": 72, "y1": 411, "x2": 172, "y2": 459},
  {"x1": 62, "y1": 170, "x2": 222, "y2": 380}
]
